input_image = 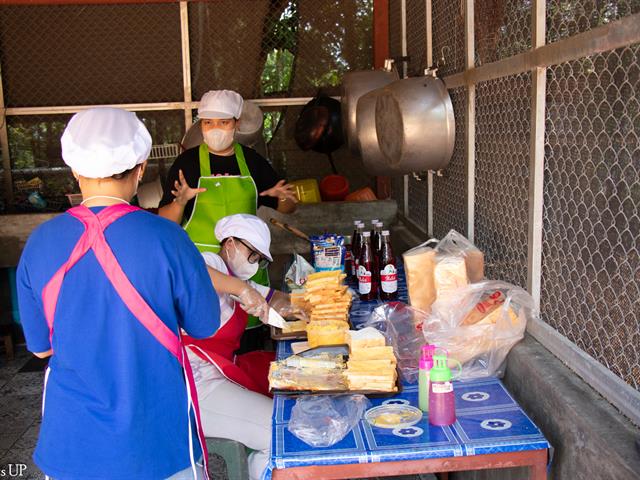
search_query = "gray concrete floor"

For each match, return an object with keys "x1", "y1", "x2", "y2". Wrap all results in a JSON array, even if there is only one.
[{"x1": 0, "y1": 346, "x2": 435, "y2": 480}]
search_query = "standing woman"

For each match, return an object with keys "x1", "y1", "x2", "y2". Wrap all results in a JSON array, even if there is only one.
[
  {"x1": 17, "y1": 108, "x2": 220, "y2": 480},
  {"x1": 158, "y1": 90, "x2": 297, "y2": 349}
]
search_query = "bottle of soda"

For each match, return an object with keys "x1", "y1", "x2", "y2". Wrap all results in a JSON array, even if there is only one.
[
  {"x1": 369, "y1": 219, "x2": 379, "y2": 237},
  {"x1": 357, "y1": 231, "x2": 377, "y2": 301},
  {"x1": 379, "y1": 230, "x2": 398, "y2": 301},
  {"x1": 372, "y1": 221, "x2": 383, "y2": 289},
  {"x1": 351, "y1": 222, "x2": 364, "y2": 280}
]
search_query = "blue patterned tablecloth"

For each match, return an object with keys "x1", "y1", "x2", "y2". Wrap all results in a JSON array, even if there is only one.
[{"x1": 267, "y1": 263, "x2": 549, "y2": 478}]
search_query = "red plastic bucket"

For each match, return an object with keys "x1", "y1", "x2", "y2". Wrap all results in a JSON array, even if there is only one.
[{"x1": 319, "y1": 174, "x2": 350, "y2": 201}]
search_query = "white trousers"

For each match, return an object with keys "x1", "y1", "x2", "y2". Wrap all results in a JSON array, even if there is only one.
[{"x1": 196, "y1": 372, "x2": 273, "y2": 480}]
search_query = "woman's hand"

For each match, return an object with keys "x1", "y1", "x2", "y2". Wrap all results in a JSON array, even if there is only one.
[
  {"x1": 238, "y1": 286, "x2": 270, "y2": 324},
  {"x1": 172, "y1": 169, "x2": 206, "y2": 206},
  {"x1": 259, "y1": 180, "x2": 298, "y2": 204}
]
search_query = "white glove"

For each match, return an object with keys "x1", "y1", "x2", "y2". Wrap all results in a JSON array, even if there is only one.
[
  {"x1": 238, "y1": 286, "x2": 270, "y2": 324},
  {"x1": 269, "y1": 290, "x2": 308, "y2": 321}
]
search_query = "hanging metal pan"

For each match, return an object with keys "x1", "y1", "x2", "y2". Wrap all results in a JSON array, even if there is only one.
[
  {"x1": 341, "y1": 60, "x2": 398, "y2": 155},
  {"x1": 375, "y1": 71, "x2": 455, "y2": 173}
]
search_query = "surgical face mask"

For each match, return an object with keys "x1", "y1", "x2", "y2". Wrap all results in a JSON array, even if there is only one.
[
  {"x1": 203, "y1": 128, "x2": 235, "y2": 152},
  {"x1": 226, "y1": 240, "x2": 259, "y2": 280}
]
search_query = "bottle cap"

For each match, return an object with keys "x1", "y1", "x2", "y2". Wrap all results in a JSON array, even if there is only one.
[
  {"x1": 376, "y1": 221, "x2": 384, "y2": 227},
  {"x1": 354, "y1": 220, "x2": 361, "y2": 226},
  {"x1": 429, "y1": 355, "x2": 453, "y2": 382},
  {"x1": 382, "y1": 230, "x2": 390, "y2": 236},
  {"x1": 362, "y1": 231, "x2": 371, "y2": 237},
  {"x1": 371, "y1": 219, "x2": 379, "y2": 225}
]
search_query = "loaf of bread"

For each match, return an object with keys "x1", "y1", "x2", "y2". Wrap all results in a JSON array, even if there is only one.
[{"x1": 347, "y1": 327, "x2": 386, "y2": 350}]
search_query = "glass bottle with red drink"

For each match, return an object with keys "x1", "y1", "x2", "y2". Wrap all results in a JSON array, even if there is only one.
[
  {"x1": 357, "y1": 231, "x2": 377, "y2": 301},
  {"x1": 372, "y1": 221, "x2": 383, "y2": 288},
  {"x1": 379, "y1": 230, "x2": 398, "y2": 301},
  {"x1": 350, "y1": 221, "x2": 363, "y2": 280}
]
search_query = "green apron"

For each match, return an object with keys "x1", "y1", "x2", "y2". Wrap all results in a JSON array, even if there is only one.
[{"x1": 183, "y1": 142, "x2": 269, "y2": 328}]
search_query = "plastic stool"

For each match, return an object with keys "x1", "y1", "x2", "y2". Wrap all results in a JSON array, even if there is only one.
[{"x1": 206, "y1": 437, "x2": 249, "y2": 480}]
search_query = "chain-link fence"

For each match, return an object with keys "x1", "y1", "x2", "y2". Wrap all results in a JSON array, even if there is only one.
[
  {"x1": 432, "y1": 0, "x2": 465, "y2": 77},
  {"x1": 0, "y1": 4, "x2": 183, "y2": 107},
  {"x1": 475, "y1": 0, "x2": 531, "y2": 66},
  {"x1": 542, "y1": 43, "x2": 640, "y2": 390},
  {"x1": 475, "y1": 73, "x2": 532, "y2": 289},
  {"x1": 547, "y1": 0, "x2": 640, "y2": 44},
  {"x1": 433, "y1": 87, "x2": 467, "y2": 239},
  {"x1": 0, "y1": 1, "x2": 373, "y2": 212}
]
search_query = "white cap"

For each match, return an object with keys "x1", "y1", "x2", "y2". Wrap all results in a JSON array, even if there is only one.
[
  {"x1": 198, "y1": 90, "x2": 243, "y2": 119},
  {"x1": 61, "y1": 107, "x2": 152, "y2": 178},
  {"x1": 215, "y1": 214, "x2": 273, "y2": 262}
]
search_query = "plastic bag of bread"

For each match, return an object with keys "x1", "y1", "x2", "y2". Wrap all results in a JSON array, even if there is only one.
[
  {"x1": 422, "y1": 281, "x2": 534, "y2": 380},
  {"x1": 402, "y1": 239, "x2": 438, "y2": 312},
  {"x1": 435, "y1": 230, "x2": 485, "y2": 284}
]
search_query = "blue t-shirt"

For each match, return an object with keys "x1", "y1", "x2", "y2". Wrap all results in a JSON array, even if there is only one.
[{"x1": 17, "y1": 207, "x2": 220, "y2": 480}]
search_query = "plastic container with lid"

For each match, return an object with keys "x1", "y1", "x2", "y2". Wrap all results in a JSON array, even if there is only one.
[
  {"x1": 319, "y1": 174, "x2": 350, "y2": 201},
  {"x1": 291, "y1": 178, "x2": 321, "y2": 203}
]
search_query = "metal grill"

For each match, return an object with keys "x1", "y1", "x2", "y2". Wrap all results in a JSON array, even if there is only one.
[
  {"x1": 474, "y1": 73, "x2": 531, "y2": 288},
  {"x1": 475, "y1": 0, "x2": 531, "y2": 66},
  {"x1": 407, "y1": 176, "x2": 427, "y2": 230},
  {"x1": 0, "y1": 4, "x2": 183, "y2": 107},
  {"x1": 541, "y1": 44, "x2": 640, "y2": 390},
  {"x1": 431, "y1": 0, "x2": 465, "y2": 77},
  {"x1": 433, "y1": 87, "x2": 467, "y2": 239},
  {"x1": 406, "y1": 0, "x2": 427, "y2": 75},
  {"x1": 189, "y1": 0, "x2": 373, "y2": 101},
  {"x1": 547, "y1": 0, "x2": 640, "y2": 44}
]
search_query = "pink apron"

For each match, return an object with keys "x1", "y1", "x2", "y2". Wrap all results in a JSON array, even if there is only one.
[{"x1": 41, "y1": 204, "x2": 209, "y2": 479}]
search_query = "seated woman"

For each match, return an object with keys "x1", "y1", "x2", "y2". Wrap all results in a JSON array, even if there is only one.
[{"x1": 181, "y1": 213, "x2": 298, "y2": 480}]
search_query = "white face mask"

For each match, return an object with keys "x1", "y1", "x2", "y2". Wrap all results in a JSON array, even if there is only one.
[
  {"x1": 225, "y1": 240, "x2": 259, "y2": 280},
  {"x1": 203, "y1": 128, "x2": 235, "y2": 152}
]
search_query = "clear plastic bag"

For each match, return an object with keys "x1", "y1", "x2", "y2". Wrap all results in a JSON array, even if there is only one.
[
  {"x1": 361, "y1": 302, "x2": 428, "y2": 383},
  {"x1": 422, "y1": 280, "x2": 534, "y2": 380},
  {"x1": 287, "y1": 394, "x2": 370, "y2": 447},
  {"x1": 435, "y1": 230, "x2": 484, "y2": 284}
]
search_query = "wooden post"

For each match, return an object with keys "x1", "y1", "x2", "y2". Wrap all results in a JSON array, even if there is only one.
[{"x1": 180, "y1": 1, "x2": 193, "y2": 131}]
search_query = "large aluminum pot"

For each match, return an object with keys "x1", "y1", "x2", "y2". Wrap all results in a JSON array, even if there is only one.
[
  {"x1": 375, "y1": 72, "x2": 455, "y2": 172},
  {"x1": 341, "y1": 60, "x2": 398, "y2": 155},
  {"x1": 356, "y1": 88, "x2": 390, "y2": 175}
]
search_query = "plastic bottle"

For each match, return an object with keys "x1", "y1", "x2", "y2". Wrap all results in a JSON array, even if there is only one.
[
  {"x1": 351, "y1": 221, "x2": 363, "y2": 279},
  {"x1": 357, "y1": 231, "x2": 377, "y2": 301},
  {"x1": 379, "y1": 230, "x2": 398, "y2": 301},
  {"x1": 418, "y1": 344, "x2": 436, "y2": 412},
  {"x1": 428, "y1": 355, "x2": 457, "y2": 426}
]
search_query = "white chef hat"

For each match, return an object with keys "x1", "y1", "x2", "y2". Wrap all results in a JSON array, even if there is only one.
[
  {"x1": 61, "y1": 107, "x2": 152, "y2": 178},
  {"x1": 215, "y1": 214, "x2": 273, "y2": 262},
  {"x1": 198, "y1": 90, "x2": 244, "y2": 120}
]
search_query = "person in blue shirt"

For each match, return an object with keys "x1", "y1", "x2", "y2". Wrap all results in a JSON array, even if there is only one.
[{"x1": 17, "y1": 107, "x2": 220, "y2": 480}]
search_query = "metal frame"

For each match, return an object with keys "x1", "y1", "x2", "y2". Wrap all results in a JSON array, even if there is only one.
[
  {"x1": 527, "y1": 0, "x2": 546, "y2": 308},
  {"x1": 464, "y1": 0, "x2": 475, "y2": 242},
  {"x1": 179, "y1": 1, "x2": 193, "y2": 131},
  {"x1": 426, "y1": 0, "x2": 433, "y2": 237},
  {"x1": 0, "y1": 64, "x2": 12, "y2": 207},
  {"x1": 273, "y1": 448, "x2": 548, "y2": 479}
]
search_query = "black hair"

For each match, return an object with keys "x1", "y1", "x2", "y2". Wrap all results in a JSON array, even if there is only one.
[{"x1": 110, "y1": 164, "x2": 140, "y2": 180}]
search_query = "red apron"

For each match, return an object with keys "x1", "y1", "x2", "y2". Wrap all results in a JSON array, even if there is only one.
[
  {"x1": 40, "y1": 204, "x2": 210, "y2": 479},
  {"x1": 182, "y1": 292, "x2": 274, "y2": 397}
]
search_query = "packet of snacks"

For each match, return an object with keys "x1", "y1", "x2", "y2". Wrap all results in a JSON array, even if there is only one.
[{"x1": 309, "y1": 234, "x2": 346, "y2": 272}]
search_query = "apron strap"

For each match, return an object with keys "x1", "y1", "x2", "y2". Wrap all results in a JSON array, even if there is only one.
[
  {"x1": 198, "y1": 142, "x2": 250, "y2": 177},
  {"x1": 198, "y1": 143, "x2": 212, "y2": 177},
  {"x1": 41, "y1": 204, "x2": 210, "y2": 479}
]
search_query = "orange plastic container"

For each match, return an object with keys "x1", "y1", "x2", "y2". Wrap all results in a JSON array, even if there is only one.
[
  {"x1": 345, "y1": 187, "x2": 377, "y2": 202},
  {"x1": 319, "y1": 175, "x2": 350, "y2": 201}
]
